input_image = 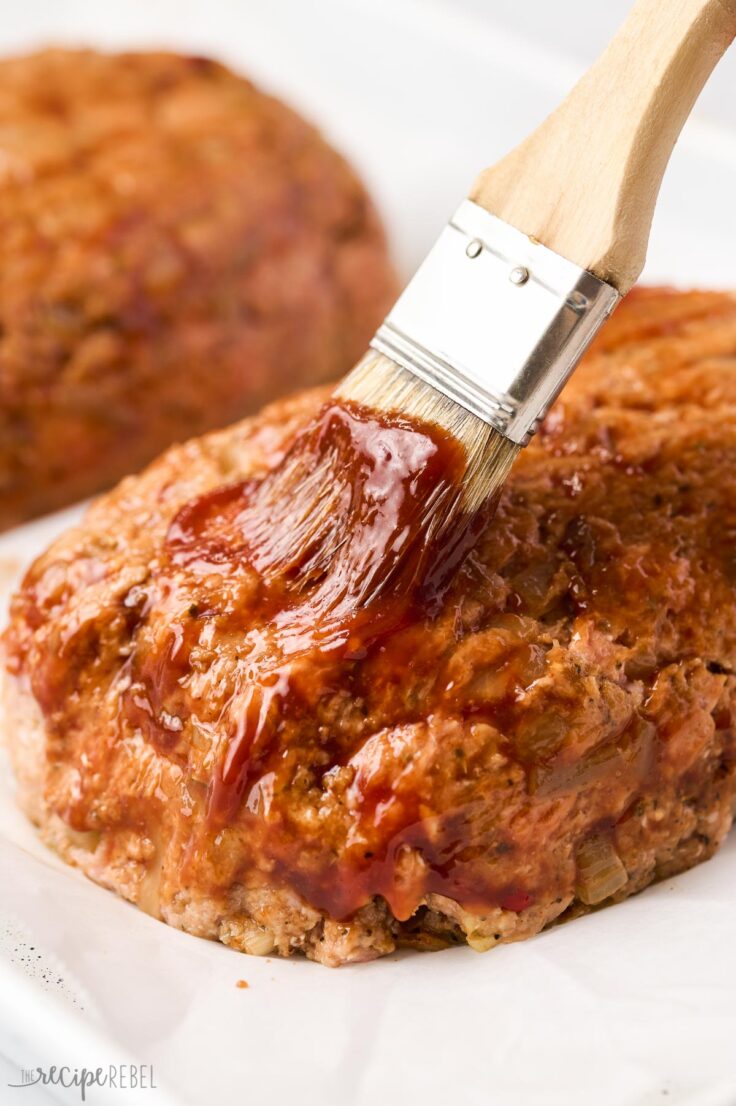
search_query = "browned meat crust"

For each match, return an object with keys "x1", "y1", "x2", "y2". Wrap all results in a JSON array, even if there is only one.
[
  {"x1": 0, "y1": 49, "x2": 396, "y2": 529},
  {"x1": 4, "y1": 288, "x2": 736, "y2": 966}
]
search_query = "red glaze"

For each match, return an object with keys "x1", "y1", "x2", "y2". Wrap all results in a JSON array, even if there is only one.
[{"x1": 151, "y1": 402, "x2": 495, "y2": 878}]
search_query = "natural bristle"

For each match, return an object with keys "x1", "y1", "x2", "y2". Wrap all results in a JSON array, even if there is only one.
[{"x1": 336, "y1": 350, "x2": 520, "y2": 512}]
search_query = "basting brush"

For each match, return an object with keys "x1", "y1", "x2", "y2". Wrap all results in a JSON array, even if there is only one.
[
  {"x1": 336, "y1": 0, "x2": 735, "y2": 513},
  {"x1": 173, "y1": 0, "x2": 736, "y2": 818}
]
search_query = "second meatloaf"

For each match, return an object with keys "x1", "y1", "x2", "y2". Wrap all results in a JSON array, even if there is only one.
[{"x1": 0, "y1": 49, "x2": 396, "y2": 528}]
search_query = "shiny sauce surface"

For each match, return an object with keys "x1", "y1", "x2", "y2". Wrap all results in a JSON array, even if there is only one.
[{"x1": 121, "y1": 400, "x2": 525, "y2": 920}]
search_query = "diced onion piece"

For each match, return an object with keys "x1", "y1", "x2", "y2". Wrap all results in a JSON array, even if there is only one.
[
  {"x1": 575, "y1": 833, "x2": 628, "y2": 905},
  {"x1": 466, "y1": 929, "x2": 498, "y2": 953},
  {"x1": 65, "y1": 828, "x2": 101, "y2": 852},
  {"x1": 242, "y1": 930, "x2": 276, "y2": 956}
]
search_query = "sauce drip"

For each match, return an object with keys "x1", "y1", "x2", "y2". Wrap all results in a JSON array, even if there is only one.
[{"x1": 162, "y1": 401, "x2": 488, "y2": 825}]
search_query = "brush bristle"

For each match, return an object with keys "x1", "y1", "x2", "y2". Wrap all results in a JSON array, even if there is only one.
[{"x1": 336, "y1": 350, "x2": 520, "y2": 513}]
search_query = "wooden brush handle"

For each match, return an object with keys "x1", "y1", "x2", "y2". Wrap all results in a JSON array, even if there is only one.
[{"x1": 470, "y1": 0, "x2": 736, "y2": 293}]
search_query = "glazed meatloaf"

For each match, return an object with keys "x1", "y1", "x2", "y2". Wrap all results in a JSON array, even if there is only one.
[
  {"x1": 4, "y1": 287, "x2": 736, "y2": 967},
  {"x1": 0, "y1": 48, "x2": 395, "y2": 529}
]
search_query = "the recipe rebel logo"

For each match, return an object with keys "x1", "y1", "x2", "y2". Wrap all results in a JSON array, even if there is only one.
[{"x1": 7, "y1": 1063, "x2": 157, "y2": 1100}]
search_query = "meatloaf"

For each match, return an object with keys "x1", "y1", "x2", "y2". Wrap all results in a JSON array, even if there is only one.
[
  {"x1": 0, "y1": 48, "x2": 395, "y2": 530},
  {"x1": 4, "y1": 287, "x2": 736, "y2": 967}
]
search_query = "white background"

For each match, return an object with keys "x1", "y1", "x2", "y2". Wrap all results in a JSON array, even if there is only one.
[{"x1": 460, "y1": 0, "x2": 736, "y2": 131}]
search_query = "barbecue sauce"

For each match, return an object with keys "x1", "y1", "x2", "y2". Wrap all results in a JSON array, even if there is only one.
[
  {"x1": 121, "y1": 399, "x2": 519, "y2": 921},
  {"x1": 165, "y1": 402, "x2": 486, "y2": 818}
]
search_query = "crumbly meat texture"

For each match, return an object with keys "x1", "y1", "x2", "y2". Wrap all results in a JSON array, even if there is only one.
[
  {"x1": 0, "y1": 48, "x2": 395, "y2": 529},
  {"x1": 4, "y1": 288, "x2": 736, "y2": 966}
]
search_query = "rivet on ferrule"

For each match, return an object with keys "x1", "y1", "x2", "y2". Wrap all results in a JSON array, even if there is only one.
[{"x1": 567, "y1": 290, "x2": 589, "y2": 313}]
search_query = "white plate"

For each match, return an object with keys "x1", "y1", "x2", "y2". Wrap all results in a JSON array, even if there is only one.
[{"x1": 2, "y1": 3, "x2": 736, "y2": 1105}]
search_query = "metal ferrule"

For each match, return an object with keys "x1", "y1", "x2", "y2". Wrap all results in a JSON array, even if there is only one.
[{"x1": 370, "y1": 200, "x2": 620, "y2": 445}]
